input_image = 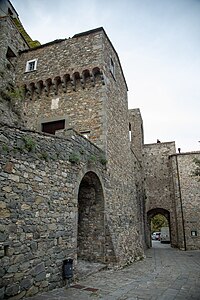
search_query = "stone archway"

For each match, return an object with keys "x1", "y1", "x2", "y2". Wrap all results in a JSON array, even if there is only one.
[
  {"x1": 77, "y1": 171, "x2": 105, "y2": 263},
  {"x1": 147, "y1": 208, "x2": 171, "y2": 248}
]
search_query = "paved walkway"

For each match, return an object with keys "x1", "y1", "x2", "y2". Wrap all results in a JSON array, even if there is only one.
[{"x1": 27, "y1": 242, "x2": 200, "y2": 300}]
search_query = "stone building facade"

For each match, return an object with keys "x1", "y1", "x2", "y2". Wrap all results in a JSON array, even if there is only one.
[
  {"x1": 143, "y1": 141, "x2": 200, "y2": 250},
  {"x1": 0, "y1": 1, "x2": 200, "y2": 299},
  {"x1": 170, "y1": 152, "x2": 200, "y2": 250}
]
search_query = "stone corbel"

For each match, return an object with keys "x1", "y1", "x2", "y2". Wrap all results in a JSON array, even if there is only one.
[
  {"x1": 80, "y1": 75, "x2": 85, "y2": 89},
  {"x1": 90, "y1": 74, "x2": 95, "y2": 87},
  {"x1": 52, "y1": 80, "x2": 58, "y2": 95},
  {"x1": 70, "y1": 77, "x2": 76, "y2": 91},
  {"x1": 100, "y1": 71, "x2": 105, "y2": 85},
  {"x1": 61, "y1": 80, "x2": 67, "y2": 93}
]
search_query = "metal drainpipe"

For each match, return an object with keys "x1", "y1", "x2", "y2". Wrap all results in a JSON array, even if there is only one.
[{"x1": 175, "y1": 155, "x2": 187, "y2": 251}]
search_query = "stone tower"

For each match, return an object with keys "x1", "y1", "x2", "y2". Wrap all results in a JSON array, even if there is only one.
[{"x1": 15, "y1": 27, "x2": 145, "y2": 264}]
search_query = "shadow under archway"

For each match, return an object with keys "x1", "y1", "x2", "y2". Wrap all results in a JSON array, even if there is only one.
[
  {"x1": 77, "y1": 171, "x2": 105, "y2": 263},
  {"x1": 147, "y1": 208, "x2": 171, "y2": 248}
]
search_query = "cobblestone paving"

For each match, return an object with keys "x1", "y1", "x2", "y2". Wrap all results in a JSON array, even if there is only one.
[{"x1": 27, "y1": 242, "x2": 200, "y2": 300}]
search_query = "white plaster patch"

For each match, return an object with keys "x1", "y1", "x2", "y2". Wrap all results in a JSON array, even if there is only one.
[{"x1": 51, "y1": 98, "x2": 59, "y2": 110}]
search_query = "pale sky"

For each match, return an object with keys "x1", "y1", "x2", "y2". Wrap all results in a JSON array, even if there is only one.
[{"x1": 12, "y1": 0, "x2": 200, "y2": 152}]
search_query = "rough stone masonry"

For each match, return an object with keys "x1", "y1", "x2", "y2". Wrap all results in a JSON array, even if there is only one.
[{"x1": 0, "y1": 1, "x2": 200, "y2": 299}]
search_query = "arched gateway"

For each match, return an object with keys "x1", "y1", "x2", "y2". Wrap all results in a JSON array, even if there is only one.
[
  {"x1": 147, "y1": 208, "x2": 171, "y2": 247},
  {"x1": 77, "y1": 171, "x2": 105, "y2": 263}
]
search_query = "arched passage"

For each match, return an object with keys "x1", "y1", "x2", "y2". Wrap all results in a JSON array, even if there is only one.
[
  {"x1": 147, "y1": 208, "x2": 171, "y2": 248},
  {"x1": 77, "y1": 171, "x2": 105, "y2": 263}
]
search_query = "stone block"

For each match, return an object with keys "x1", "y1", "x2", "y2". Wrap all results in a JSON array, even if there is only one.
[
  {"x1": 35, "y1": 272, "x2": 46, "y2": 282},
  {"x1": 31, "y1": 262, "x2": 45, "y2": 276},
  {"x1": 20, "y1": 277, "x2": 33, "y2": 290},
  {"x1": 8, "y1": 174, "x2": 19, "y2": 182},
  {"x1": 0, "y1": 267, "x2": 5, "y2": 277},
  {"x1": 9, "y1": 291, "x2": 26, "y2": 300},
  {"x1": 25, "y1": 285, "x2": 39, "y2": 297},
  {"x1": 13, "y1": 254, "x2": 25, "y2": 264},
  {"x1": 0, "y1": 201, "x2": 6, "y2": 210},
  {"x1": 7, "y1": 264, "x2": 19, "y2": 273},
  {"x1": 5, "y1": 283, "x2": 20, "y2": 297},
  {"x1": 4, "y1": 162, "x2": 14, "y2": 173},
  {"x1": 0, "y1": 249, "x2": 4, "y2": 258},
  {"x1": 0, "y1": 287, "x2": 5, "y2": 300},
  {"x1": 0, "y1": 232, "x2": 8, "y2": 242}
]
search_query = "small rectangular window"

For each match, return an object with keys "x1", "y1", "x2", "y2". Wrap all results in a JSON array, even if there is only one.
[
  {"x1": 129, "y1": 123, "x2": 132, "y2": 141},
  {"x1": 110, "y1": 57, "x2": 115, "y2": 77},
  {"x1": 80, "y1": 131, "x2": 90, "y2": 139},
  {"x1": 25, "y1": 59, "x2": 38, "y2": 72},
  {"x1": 191, "y1": 230, "x2": 197, "y2": 237},
  {"x1": 42, "y1": 119, "x2": 65, "y2": 135}
]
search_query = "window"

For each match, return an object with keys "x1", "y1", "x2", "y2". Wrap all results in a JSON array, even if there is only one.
[
  {"x1": 25, "y1": 59, "x2": 38, "y2": 72},
  {"x1": 80, "y1": 131, "x2": 90, "y2": 139},
  {"x1": 42, "y1": 119, "x2": 65, "y2": 135},
  {"x1": 110, "y1": 57, "x2": 115, "y2": 77},
  {"x1": 6, "y1": 47, "x2": 16, "y2": 60},
  {"x1": 129, "y1": 123, "x2": 132, "y2": 141},
  {"x1": 191, "y1": 230, "x2": 197, "y2": 237}
]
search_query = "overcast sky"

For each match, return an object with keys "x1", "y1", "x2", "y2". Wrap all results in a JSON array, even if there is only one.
[{"x1": 12, "y1": 0, "x2": 200, "y2": 152}]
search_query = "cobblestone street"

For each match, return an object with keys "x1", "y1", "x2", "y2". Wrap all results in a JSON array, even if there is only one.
[{"x1": 27, "y1": 242, "x2": 200, "y2": 300}]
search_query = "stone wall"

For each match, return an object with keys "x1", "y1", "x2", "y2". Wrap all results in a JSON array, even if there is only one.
[
  {"x1": 0, "y1": 15, "x2": 29, "y2": 126},
  {"x1": 99, "y1": 33, "x2": 145, "y2": 263},
  {"x1": 0, "y1": 124, "x2": 109, "y2": 299},
  {"x1": 143, "y1": 142, "x2": 178, "y2": 247},
  {"x1": 170, "y1": 152, "x2": 200, "y2": 250},
  {"x1": 0, "y1": 122, "x2": 145, "y2": 299}
]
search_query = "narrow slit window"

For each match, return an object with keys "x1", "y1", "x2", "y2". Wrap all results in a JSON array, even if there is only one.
[
  {"x1": 110, "y1": 58, "x2": 115, "y2": 77},
  {"x1": 129, "y1": 123, "x2": 132, "y2": 141}
]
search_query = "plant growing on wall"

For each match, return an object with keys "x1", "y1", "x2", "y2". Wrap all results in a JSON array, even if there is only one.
[
  {"x1": 69, "y1": 152, "x2": 80, "y2": 164},
  {"x1": 7, "y1": 86, "x2": 25, "y2": 101},
  {"x1": 88, "y1": 155, "x2": 97, "y2": 163},
  {"x1": 99, "y1": 154, "x2": 107, "y2": 165},
  {"x1": 1, "y1": 86, "x2": 25, "y2": 119},
  {"x1": 23, "y1": 136, "x2": 36, "y2": 152}
]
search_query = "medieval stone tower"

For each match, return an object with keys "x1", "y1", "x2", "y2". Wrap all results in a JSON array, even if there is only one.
[{"x1": 0, "y1": 2, "x2": 146, "y2": 298}]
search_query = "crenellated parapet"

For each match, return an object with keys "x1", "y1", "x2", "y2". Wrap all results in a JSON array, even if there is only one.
[{"x1": 23, "y1": 67, "x2": 105, "y2": 100}]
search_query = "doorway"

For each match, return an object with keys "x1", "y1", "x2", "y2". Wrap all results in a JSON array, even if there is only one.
[
  {"x1": 147, "y1": 208, "x2": 171, "y2": 248},
  {"x1": 77, "y1": 171, "x2": 105, "y2": 262}
]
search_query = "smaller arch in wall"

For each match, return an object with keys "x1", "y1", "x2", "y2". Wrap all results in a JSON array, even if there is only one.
[
  {"x1": 82, "y1": 69, "x2": 90, "y2": 79},
  {"x1": 92, "y1": 67, "x2": 100, "y2": 77},
  {"x1": 92, "y1": 67, "x2": 105, "y2": 85}
]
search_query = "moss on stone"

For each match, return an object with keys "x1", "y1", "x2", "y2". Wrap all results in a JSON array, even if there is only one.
[{"x1": 13, "y1": 18, "x2": 40, "y2": 48}]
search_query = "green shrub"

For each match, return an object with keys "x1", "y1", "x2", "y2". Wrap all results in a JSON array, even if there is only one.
[
  {"x1": 99, "y1": 155, "x2": 107, "y2": 165},
  {"x1": 23, "y1": 136, "x2": 36, "y2": 152},
  {"x1": 69, "y1": 152, "x2": 80, "y2": 164}
]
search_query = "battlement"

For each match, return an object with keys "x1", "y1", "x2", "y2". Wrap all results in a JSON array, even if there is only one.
[{"x1": 23, "y1": 67, "x2": 105, "y2": 100}]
